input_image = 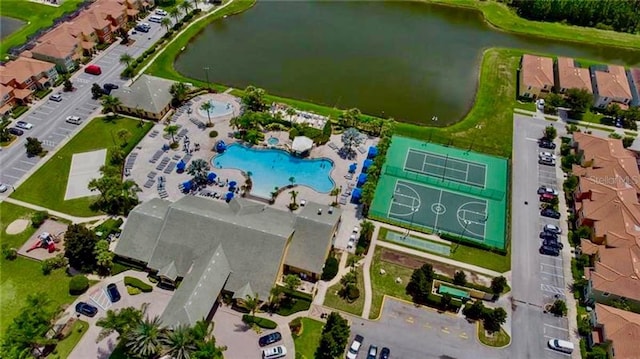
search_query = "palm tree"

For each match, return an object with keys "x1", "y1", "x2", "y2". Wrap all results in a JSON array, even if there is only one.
[
  {"x1": 192, "y1": 0, "x2": 200, "y2": 10},
  {"x1": 170, "y1": 82, "x2": 189, "y2": 104},
  {"x1": 161, "y1": 16, "x2": 172, "y2": 32},
  {"x1": 288, "y1": 176, "x2": 296, "y2": 187},
  {"x1": 330, "y1": 187, "x2": 341, "y2": 204},
  {"x1": 285, "y1": 107, "x2": 297, "y2": 126},
  {"x1": 169, "y1": 7, "x2": 181, "y2": 23},
  {"x1": 243, "y1": 294, "x2": 260, "y2": 319},
  {"x1": 179, "y1": 0, "x2": 193, "y2": 16},
  {"x1": 162, "y1": 325, "x2": 197, "y2": 359},
  {"x1": 200, "y1": 101, "x2": 213, "y2": 127},
  {"x1": 125, "y1": 316, "x2": 166, "y2": 358},
  {"x1": 187, "y1": 158, "x2": 210, "y2": 185},
  {"x1": 101, "y1": 95, "x2": 121, "y2": 114},
  {"x1": 164, "y1": 125, "x2": 179, "y2": 144},
  {"x1": 117, "y1": 128, "x2": 131, "y2": 146},
  {"x1": 360, "y1": 220, "x2": 375, "y2": 240},
  {"x1": 289, "y1": 190, "x2": 298, "y2": 207},
  {"x1": 119, "y1": 53, "x2": 133, "y2": 68}
]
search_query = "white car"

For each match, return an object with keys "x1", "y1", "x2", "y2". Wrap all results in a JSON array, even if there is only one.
[
  {"x1": 49, "y1": 93, "x2": 62, "y2": 102},
  {"x1": 538, "y1": 151, "x2": 556, "y2": 159},
  {"x1": 544, "y1": 224, "x2": 562, "y2": 234},
  {"x1": 155, "y1": 9, "x2": 167, "y2": 16},
  {"x1": 538, "y1": 186, "x2": 559, "y2": 196},
  {"x1": 15, "y1": 121, "x2": 33, "y2": 130},
  {"x1": 65, "y1": 116, "x2": 82, "y2": 125},
  {"x1": 346, "y1": 335, "x2": 364, "y2": 359},
  {"x1": 353, "y1": 226, "x2": 360, "y2": 234},
  {"x1": 0, "y1": 183, "x2": 8, "y2": 193},
  {"x1": 548, "y1": 339, "x2": 574, "y2": 354},
  {"x1": 262, "y1": 345, "x2": 286, "y2": 359}
]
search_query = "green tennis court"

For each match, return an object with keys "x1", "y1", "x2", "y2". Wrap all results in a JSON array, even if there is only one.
[{"x1": 370, "y1": 136, "x2": 508, "y2": 250}]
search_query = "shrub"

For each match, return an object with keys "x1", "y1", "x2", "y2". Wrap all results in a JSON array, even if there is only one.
[
  {"x1": 124, "y1": 276, "x2": 153, "y2": 292},
  {"x1": 2, "y1": 244, "x2": 17, "y2": 260},
  {"x1": 209, "y1": 130, "x2": 218, "y2": 138},
  {"x1": 69, "y1": 275, "x2": 89, "y2": 295},
  {"x1": 289, "y1": 317, "x2": 302, "y2": 336},
  {"x1": 41, "y1": 254, "x2": 68, "y2": 275},
  {"x1": 110, "y1": 261, "x2": 130, "y2": 275},
  {"x1": 127, "y1": 285, "x2": 142, "y2": 295},
  {"x1": 288, "y1": 127, "x2": 299, "y2": 140},
  {"x1": 31, "y1": 211, "x2": 48, "y2": 228},
  {"x1": 41, "y1": 261, "x2": 53, "y2": 275},
  {"x1": 345, "y1": 284, "x2": 360, "y2": 301},
  {"x1": 242, "y1": 314, "x2": 277, "y2": 329},
  {"x1": 321, "y1": 256, "x2": 339, "y2": 281}
]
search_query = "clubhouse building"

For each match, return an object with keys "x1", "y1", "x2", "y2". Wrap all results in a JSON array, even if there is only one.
[{"x1": 114, "y1": 196, "x2": 342, "y2": 327}]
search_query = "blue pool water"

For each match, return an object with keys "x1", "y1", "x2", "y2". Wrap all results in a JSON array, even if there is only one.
[
  {"x1": 198, "y1": 99, "x2": 233, "y2": 118},
  {"x1": 267, "y1": 137, "x2": 279, "y2": 146},
  {"x1": 212, "y1": 144, "x2": 335, "y2": 198}
]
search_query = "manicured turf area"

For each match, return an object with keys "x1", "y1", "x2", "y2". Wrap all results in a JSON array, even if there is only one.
[
  {"x1": 0, "y1": 202, "x2": 79, "y2": 340},
  {"x1": 478, "y1": 322, "x2": 511, "y2": 348},
  {"x1": 424, "y1": 0, "x2": 640, "y2": 50},
  {"x1": 55, "y1": 320, "x2": 89, "y2": 358},
  {"x1": 11, "y1": 116, "x2": 153, "y2": 217},
  {"x1": 368, "y1": 247, "x2": 413, "y2": 320},
  {"x1": 292, "y1": 318, "x2": 324, "y2": 359},
  {"x1": 0, "y1": 0, "x2": 85, "y2": 58},
  {"x1": 323, "y1": 263, "x2": 365, "y2": 317}
]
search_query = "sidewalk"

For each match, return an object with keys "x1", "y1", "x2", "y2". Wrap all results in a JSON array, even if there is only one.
[{"x1": 2, "y1": 197, "x2": 108, "y2": 223}]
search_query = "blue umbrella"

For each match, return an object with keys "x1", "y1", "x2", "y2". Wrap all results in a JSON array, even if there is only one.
[
  {"x1": 228, "y1": 181, "x2": 237, "y2": 187},
  {"x1": 207, "y1": 172, "x2": 217, "y2": 182},
  {"x1": 367, "y1": 146, "x2": 378, "y2": 159},
  {"x1": 216, "y1": 141, "x2": 227, "y2": 153},
  {"x1": 348, "y1": 163, "x2": 357, "y2": 173},
  {"x1": 176, "y1": 160, "x2": 186, "y2": 172},
  {"x1": 351, "y1": 188, "x2": 362, "y2": 204},
  {"x1": 357, "y1": 173, "x2": 368, "y2": 188},
  {"x1": 362, "y1": 159, "x2": 373, "y2": 171},
  {"x1": 225, "y1": 192, "x2": 234, "y2": 201},
  {"x1": 183, "y1": 181, "x2": 192, "y2": 192}
]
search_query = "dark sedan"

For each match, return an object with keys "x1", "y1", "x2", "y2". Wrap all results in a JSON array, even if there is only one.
[
  {"x1": 258, "y1": 331, "x2": 282, "y2": 347},
  {"x1": 8, "y1": 127, "x2": 24, "y2": 136},
  {"x1": 106, "y1": 283, "x2": 121, "y2": 303},
  {"x1": 380, "y1": 347, "x2": 390, "y2": 359},
  {"x1": 541, "y1": 208, "x2": 561, "y2": 219},
  {"x1": 540, "y1": 245, "x2": 560, "y2": 256},
  {"x1": 75, "y1": 302, "x2": 98, "y2": 317}
]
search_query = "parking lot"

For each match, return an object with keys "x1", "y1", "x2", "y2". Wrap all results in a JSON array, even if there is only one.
[
  {"x1": 347, "y1": 298, "x2": 510, "y2": 359},
  {"x1": 510, "y1": 115, "x2": 574, "y2": 359}
]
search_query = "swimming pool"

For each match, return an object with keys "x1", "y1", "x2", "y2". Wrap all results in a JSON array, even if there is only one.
[
  {"x1": 212, "y1": 144, "x2": 335, "y2": 198},
  {"x1": 267, "y1": 137, "x2": 279, "y2": 146},
  {"x1": 198, "y1": 99, "x2": 233, "y2": 118}
]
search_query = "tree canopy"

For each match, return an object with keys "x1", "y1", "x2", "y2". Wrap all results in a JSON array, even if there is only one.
[
  {"x1": 65, "y1": 224, "x2": 99, "y2": 272},
  {"x1": 315, "y1": 312, "x2": 350, "y2": 359},
  {"x1": 1, "y1": 294, "x2": 57, "y2": 358},
  {"x1": 241, "y1": 86, "x2": 268, "y2": 112}
]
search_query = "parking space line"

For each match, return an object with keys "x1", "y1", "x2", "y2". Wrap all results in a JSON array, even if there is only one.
[
  {"x1": 423, "y1": 323, "x2": 431, "y2": 329},
  {"x1": 405, "y1": 316, "x2": 414, "y2": 324},
  {"x1": 11, "y1": 167, "x2": 28, "y2": 173},
  {"x1": 441, "y1": 327, "x2": 449, "y2": 334},
  {"x1": 541, "y1": 271, "x2": 565, "y2": 278},
  {"x1": 544, "y1": 324, "x2": 569, "y2": 332},
  {"x1": 20, "y1": 160, "x2": 37, "y2": 165},
  {"x1": 459, "y1": 332, "x2": 468, "y2": 339},
  {"x1": 3, "y1": 173, "x2": 21, "y2": 180},
  {"x1": 541, "y1": 262, "x2": 562, "y2": 269},
  {"x1": 541, "y1": 284, "x2": 565, "y2": 294}
]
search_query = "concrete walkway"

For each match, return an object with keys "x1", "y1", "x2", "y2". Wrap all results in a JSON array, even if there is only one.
[
  {"x1": 361, "y1": 224, "x2": 380, "y2": 319},
  {"x1": 2, "y1": 197, "x2": 108, "y2": 223},
  {"x1": 313, "y1": 251, "x2": 349, "y2": 305}
]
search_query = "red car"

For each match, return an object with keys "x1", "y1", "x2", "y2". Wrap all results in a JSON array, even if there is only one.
[
  {"x1": 84, "y1": 64, "x2": 102, "y2": 75},
  {"x1": 540, "y1": 193, "x2": 556, "y2": 202}
]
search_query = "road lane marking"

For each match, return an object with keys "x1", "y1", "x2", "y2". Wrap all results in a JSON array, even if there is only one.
[
  {"x1": 541, "y1": 284, "x2": 565, "y2": 295},
  {"x1": 544, "y1": 324, "x2": 569, "y2": 332}
]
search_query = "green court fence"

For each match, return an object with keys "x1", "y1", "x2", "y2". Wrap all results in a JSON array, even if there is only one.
[{"x1": 384, "y1": 165, "x2": 505, "y2": 201}]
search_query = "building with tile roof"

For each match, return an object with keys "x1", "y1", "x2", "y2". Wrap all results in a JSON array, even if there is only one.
[
  {"x1": 590, "y1": 303, "x2": 640, "y2": 359},
  {"x1": 555, "y1": 57, "x2": 593, "y2": 95},
  {"x1": 110, "y1": 75, "x2": 176, "y2": 120},
  {"x1": 519, "y1": 54, "x2": 554, "y2": 100},
  {"x1": 591, "y1": 65, "x2": 633, "y2": 110},
  {"x1": 0, "y1": 57, "x2": 59, "y2": 110}
]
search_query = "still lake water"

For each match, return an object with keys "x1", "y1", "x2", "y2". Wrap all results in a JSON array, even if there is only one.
[
  {"x1": 0, "y1": 16, "x2": 25, "y2": 40},
  {"x1": 175, "y1": 1, "x2": 640, "y2": 125}
]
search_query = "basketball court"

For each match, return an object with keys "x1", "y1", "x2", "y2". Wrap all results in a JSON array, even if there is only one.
[{"x1": 370, "y1": 136, "x2": 508, "y2": 250}]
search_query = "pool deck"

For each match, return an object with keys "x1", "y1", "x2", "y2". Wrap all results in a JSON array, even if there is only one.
[{"x1": 126, "y1": 93, "x2": 378, "y2": 251}]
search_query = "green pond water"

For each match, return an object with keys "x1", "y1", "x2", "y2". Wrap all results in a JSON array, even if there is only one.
[{"x1": 174, "y1": 1, "x2": 640, "y2": 125}]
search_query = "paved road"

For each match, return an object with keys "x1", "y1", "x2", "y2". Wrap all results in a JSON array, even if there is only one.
[
  {"x1": 0, "y1": 15, "x2": 169, "y2": 188},
  {"x1": 510, "y1": 114, "x2": 572, "y2": 359},
  {"x1": 348, "y1": 298, "x2": 510, "y2": 359}
]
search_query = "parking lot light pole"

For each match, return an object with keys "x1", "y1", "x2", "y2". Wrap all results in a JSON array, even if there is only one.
[{"x1": 203, "y1": 66, "x2": 210, "y2": 90}]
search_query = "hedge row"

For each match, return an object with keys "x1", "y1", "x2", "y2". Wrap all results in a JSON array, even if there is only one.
[
  {"x1": 242, "y1": 314, "x2": 277, "y2": 329},
  {"x1": 124, "y1": 276, "x2": 153, "y2": 292}
]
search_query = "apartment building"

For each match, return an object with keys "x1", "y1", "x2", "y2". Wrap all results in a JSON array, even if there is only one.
[
  {"x1": 555, "y1": 57, "x2": 593, "y2": 95},
  {"x1": 591, "y1": 65, "x2": 633, "y2": 109},
  {"x1": 0, "y1": 56, "x2": 59, "y2": 108},
  {"x1": 519, "y1": 54, "x2": 554, "y2": 99}
]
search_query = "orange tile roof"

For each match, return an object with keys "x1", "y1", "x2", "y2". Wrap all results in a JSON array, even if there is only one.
[
  {"x1": 0, "y1": 57, "x2": 55, "y2": 85},
  {"x1": 588, "y1": 262, "x2": 640, "y2": 303},
  {"x1": 521, "y1": 54, "x2": 554, "y2": 89},
  {"x1": 0, "y1": 84, "x2": 14, "y2": 99},
  {"x1": 581, "y1": 238, "x2": 600, "y2": 255},
  {"x1": 557, "y1": 57, "x2": 593, "y2": 93},
  {"x1": 13, "y1": 88, "x2": 33, "y2": 99},
  {"x1": 594, "y1": 65, "x2": 632, "y2": 100},
  {"x1": 595, "y1": 303, "x2": 640, "y2": 359}
]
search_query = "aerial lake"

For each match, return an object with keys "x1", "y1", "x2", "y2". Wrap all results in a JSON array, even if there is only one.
[
  {"x1": 0, "y1": 16, "x2": 24, "y2": 40},
  {"x1": 175, "y1": 1, "x2": 640, "y2": 125}
]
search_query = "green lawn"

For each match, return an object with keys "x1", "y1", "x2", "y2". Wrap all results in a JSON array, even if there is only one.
[
  {"x1": 323, "y1": 265, "x2": 365, "y2": 317},
  {"x1": 0, "y1": 0, "x2": 86, "y2": 58},
  {"x1": 424, "y1": 0, "x2": 640, "y2": 50},
  {"x1": 378, "y1": 228, "x2": 510, "y2": 273},
  {"x1": 11, "y1": 116, "x2": 153, "y2": 217},
  {"x1": 369, "y1": 247, "x2": 414, "y2": 320},
  {"x1": 292, "y1": 318, "x2": 324, "y2": 359},
  {"x1": 477, "y1": 322, "x2": 511, "y2": 348},
  {"x1": 54, "y1": 320, "x2": 89, "y2": 358}
]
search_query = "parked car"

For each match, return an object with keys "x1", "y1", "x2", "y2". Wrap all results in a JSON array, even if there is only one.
[
  {"x1": 541, "y1": 208, "x2": 561, "y2": 219},
  {"x1": 258, "y1": 332, "x2": 282, "y2": 347},
  {"x1": 262, "y1": 345, "x2": 286, "y2": 359},
  {"x1": 366, "y1": 345, "x2": 378, "y2": 359},
  {"x1": 49, "y1": 93, "x2": 63, "y2": 102},
  {"x1": 539, "y1": 139, "x2": 556, "y2": 149},
  {"x1": 539, "y1": 193, "x2": 556, "y2": 202},
  {"x1": 542, "y1": 238, "x2": 563, "y2": 250},
  {"x1": 135, "y1": 24, "x2": 150, "y2": 33},
  {"x1": 540, "y1": 245, "x2": 560, "y2": 256},
  {"x1": 149, "y1": 15, "x2": 163, "y2": 23},
  {"x1": 75, "y1": 302, "x2": 98, "y2": 317},
  {"x1": 65, "y1": 116, "x2": 82, "y2": 125},
  {"x1": 544, "y1": 224, "x2": 562, "y2": 235},
  {"x1": 155, "y1": 9, "x2": 167, "y2": 16},
  {"x1": 0, "y1": 183, "x2": 8, "y2": 193},
  {"x1": 346, "y1": 335, "x2": 364, "y2": 359},
  {"x1": 103, "y1": 83, "x2": 119, "y2": 95},
  {"x1": 84, "y1": 64, "x2": 102, "y2": 75},
  {"x1": 106, "y1": 283, "x2": 121, "y2": 303},
  {"x1": 8, "y1": 127, "x2": 24, "y2": 136},
  {"x1": 538, "y1": 157, "x2": 555, "y2": 166},
  {"x1": 539, "y1": 231, "x2": 558, "y2": 241},
  {"x1": 380, "y1": 347, "x2": 390, "y2": 359},
  {"x1": 548, "y1": 339, "x2": 575, "y2": 354},
  {"x1": 538, "y1": 186, "x2": 559, "y2": 196},
  {"x1": 15, "y1": 121, "x2": 33, "y2": 130},
  {"x1": 538, "y1": 151, "x2": 556, "y2": 159}
]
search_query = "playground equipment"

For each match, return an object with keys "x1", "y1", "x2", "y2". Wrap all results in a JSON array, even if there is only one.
[{"x1": 26, "y1": 232, "x2": 57, "y2": 253}]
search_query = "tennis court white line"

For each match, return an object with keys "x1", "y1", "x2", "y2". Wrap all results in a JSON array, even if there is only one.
[
  {"x1": 405, "y1": 149, "x2": 486, "y2": 187},
  {"x1": 433, "y1": 189, "x2": 444, "y2": 232}
]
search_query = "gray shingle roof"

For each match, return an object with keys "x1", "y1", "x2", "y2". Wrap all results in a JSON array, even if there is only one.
[
  {"x1": 114, "y1": 198, "x2": 171, "y2": 263},
  {"x1": 286, "y1": 202, "x2": 342, "y2": 274},
  {"x1": 160, "y1": 244, "x2": 231, "y2": 327},
  {"x1": 111, "y1": 74, "x2": 175, "y2": 114}
]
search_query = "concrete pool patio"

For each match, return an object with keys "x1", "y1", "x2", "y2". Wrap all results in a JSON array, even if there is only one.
[{"x1": 125, "y1": 94, "x2": 378, "y2": 251}]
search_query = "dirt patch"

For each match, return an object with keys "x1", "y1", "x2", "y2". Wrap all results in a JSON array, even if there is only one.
[{"x1": 5, "y1": 219, "x2": 29, "y2": 235}]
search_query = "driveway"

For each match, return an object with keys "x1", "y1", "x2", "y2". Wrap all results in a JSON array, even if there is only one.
[
  {"x1": 68, "y1": 272, "x2": 173, "y2": 359},
  {"x1": 510, "y1": 114, "x2": 573, "y2": 359},
  {"x1": 348, "y1": 298, "x2": 510, "y2": 359}
]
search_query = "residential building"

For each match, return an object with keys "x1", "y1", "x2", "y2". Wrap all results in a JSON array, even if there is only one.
[
  {"x1": 110, "y1": 75, "x2": 176, "y2": 120},
  {"x1": 589, "y1": 303, "x2": 640, "y2": 359},
  {"x1": 555, "y1": 57, "x2": 592, "y2": 95},
  {"x1": 0, "y1": 85, "x2": 16, "y2": 114},
  {"x1": 519, "y1": 54, "x2": 554, "y2": 99},
  {"x1": 0, "y1": 57, "x2": 59, "y2": 106},
  {"x1": 629, "y1": 68, "x2": 640, "y2": 107},
  {"x1": 591, "y1": 65, "x2": 633, "y2": 109},
  {"x1": 114, "y1": 196, "x2": 342, "y2": 327}
]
